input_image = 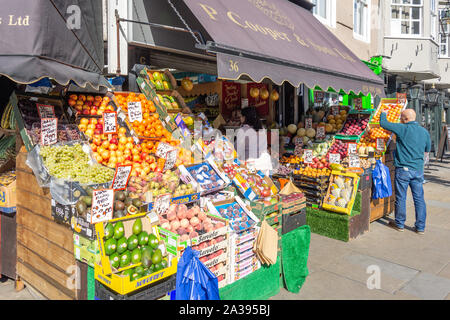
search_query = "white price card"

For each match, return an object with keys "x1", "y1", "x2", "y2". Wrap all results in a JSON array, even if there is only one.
[
  {"x1": 163, "y1": 149, "x2": 178, "y2": 171},
  {"x1": 90, "y1": 189, "x2": 114, "y2": 224},
  {"x1": 41, "y1": 118, "x2": 58, "y2": 146},
  {"x1": 127, "y1": 101, "x2": 143, "y2": 123},
  {"x1": 349, "y1": 154, "x2": 361, "y2": 168},
  {"x1": 316, "y1": 125, "x2": 326, "y2": 140},
  {"x1": 36, "y1": 104, "x2": 55, "y2": 119},
  {"x1": 154, "y1": 193, "x2": 172, "y2": 216},
  {"x1": 305, "y1": 118, "x2": 313, "y2": 129},
  {"x1": 111, "y1": 165, "x2": 132, "y2": 191},
  {"x1": 303, "y1": 149, "x2": 313, "y2": 164},
  {"x1": 329, "y1": 153, "x2": 341, "y2": 164},
  {"x1": 331, "y1": 106, "x2": 339, "y2": 116},
  {"x1": 354, "y1": 98, "x2": 362, "y2": 110},
  {"x1": 103, "y1": 111, "x2": 117, "y2": 134},
  {"x1": 348, "y1": 142, "x2": 357, "y2": 155},
  {"x1": 156, "y1": 142, "x2": 175, "y2": 158},
  {"x1": 376, "y1": 138, "x2": 385, "y2": 151}
]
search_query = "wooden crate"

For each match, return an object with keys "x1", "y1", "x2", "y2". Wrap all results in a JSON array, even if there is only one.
[{"x1": 15, "y1": 147, "x2": 81, "y2": 300}]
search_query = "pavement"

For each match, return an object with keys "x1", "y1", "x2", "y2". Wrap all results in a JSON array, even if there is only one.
[{"x1": 1, "y1": 155, "x2": 449, "y2": 300}]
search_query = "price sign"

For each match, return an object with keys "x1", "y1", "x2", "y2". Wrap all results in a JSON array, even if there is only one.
[
  {"x1": 294, "y1": 144, "x2": 303, "y2": 157},
  {"x1": 36, "y1": 104, "x2": 55, "y2": 118},
  {"x1": 303, "y1": 149, "x2": 313, "y2": 164},
  {"x1": 349, "y1": 154, "x2": 361, "y2": 168},
  {"x1": 314, "y1": 91, "x2": 324, "y2": 104},
  {"x1": 163, "y1": 149, "x2": 178, "y2": 171},
  {"x1": 90, "y1": 189, "x2": 114, "y2": 224},
  {"x1": 354, "y1": 98, "x2": 362, "y2": 110},
  {"x1": 376, "y1": 138, "x2": 385, "y2": 151},
  {"x1": 348, "y1": 142, "x2": 357, "y2": 155},
  {"x1": 127, "y1": 101, "x2": 143, "y2": 122},
  {"x1": 156, "y1": 142, "x2": 175, "y2": 158},
  {"x1": 154, "y1": 193, "x2": 172, "y2": 216},
  {"x1": 305, "y1": 118, "x2": 313, "y2": 129},
  {"x1": 397, "y1": 93, "x2": 407, "y2": 105},
  {"x1": 316, "y1": 125, "x2": 326, "y2": 140},
  {"x1": 103, "y1": 111, "x2": 117, "y2": 134},
  {"x1": 331, "y1": 106, "x2": 340, "y2": 116},
  {"x1": 329, "y1": 153, "x2": 341, "y2": 164},
  {"x1": 111, "y1": 165, "x2": 132, "y2": 191},
  {"x1": 41, "y1": 118, "x2": 58, "y2": 146}
]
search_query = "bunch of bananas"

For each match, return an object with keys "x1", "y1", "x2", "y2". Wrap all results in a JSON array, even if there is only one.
[{"x1": 1, "y1": 102, "x2": 16, "y2": 130}]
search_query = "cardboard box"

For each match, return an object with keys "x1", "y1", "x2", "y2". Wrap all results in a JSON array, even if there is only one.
[
  {"x1": 0, "y1": 180, "x2": 16, "y2": 213},
  {"x1": 73, "y1": 233, "x2": 100, "y2": 267},
  {"x1": 230, "y1": 247, "x2": 257, "y2": 264},
  {"x1": 51, "y1": 199, "x2": 75, "y2": 226},
  {"x1": 229, "y1": 262, "x2": 260, "y2": 283},
  {"x1": 229, "y1": 229, "x2": 258, "y2": 246},
  {"x1": 147, "y1": 192, "x2": 200, "y2": 211},
  {"x1": 231, "y1": 255, "x2": 260, "y2": 273}
]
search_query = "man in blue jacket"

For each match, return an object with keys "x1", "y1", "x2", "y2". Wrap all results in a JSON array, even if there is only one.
[{"x1": 380, "y1": 109, "x2": 431, "y2": 234}]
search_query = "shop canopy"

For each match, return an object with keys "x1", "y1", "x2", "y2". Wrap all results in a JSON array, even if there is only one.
[
  {"x1": 172, "y1": 0, "x2": 385, "y2": 96},
  {"x1": 0, "y1": 0, "x2": 110, "y2": 90}
]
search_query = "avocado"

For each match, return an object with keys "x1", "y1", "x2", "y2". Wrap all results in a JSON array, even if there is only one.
[
  {"x1": 132, "y1": 218, "x2": 143, "y2": 235},
  {"x1": 113, "y1": 221, "x2": 125, "y2": 240},
  {"x1": 115, "y1": 191, "x2": 126, "y2": 201},
  {"x1": 124, "y1": 198, "x2": 133, "y2": 207},
  {"x1": 104, "y1": 223, "x2": 114, "y2": 240},
  {"x1": 142, "y1": 268, "x2": 151, "y2": 277},
  {"x1": 148, "y1": 233, "x2": 159, "y2": 249},
  {"x1": 138, "y1": 231, "x2": 149, "y2": 246},
  {"x1": 132, "y1": 198, "x2": 143, "y2": 208},
  {"x1": 116, "y1": 236, "x2": 128, "y2": 254},
  {"x1": 114, "y1": 210, "x2": 125, "y2": 219},
  {"x1": 110, "y1": 252, "x2": 120, "y2": 269},
  {"x1": 151, "y1": 249, "x2": 162, "y2": 265},
  {"x1": 114, "y1": 201, "x2": 125, "y2": 211},
  {"x1": 121, "y1": 268, "x2": 133, "y2": 280},
  {"x1": 127, "y1": 235, "x2": 139, "y2": 251},
  {"x1": 153, "y1": 262, "x2": 163, "y2": 272},
  {"x1": 135, "y1": 265, "x2": 145, "y2": 276},
  {"x1": 119, "y1": 251, "x2": 131, "y2": 268},
  {"x1": 131, "y1": 271, "x2": 140, "y2": 281},
  {"x1": 160, "y1": 259, "x2": 168, "y2": 270},
  {"x1": 104, "y1": 238, "x2": 117, "y2": 256},
  {"x1": 131, "y1": 248, "x2": 142, "y2": 264},
  {"x1": 75, "y1": 200, "x2": 87, "y2": 216},
  {"x1": 141, "y1": 245, "x2": 152, "y2": 255},
  {"x1": 127, "y1": 205, "x2": 138, "y2": 215},
  {"x1": 141, "y1": 248, "x2": 153, "y2": 268}
]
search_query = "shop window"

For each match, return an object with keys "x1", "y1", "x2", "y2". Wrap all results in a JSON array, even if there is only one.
[
  {"x1": 353, "y1": 0, "x2": 370, "y2": 42},
  {"x1": 391, "y1": 0, "x2": 423, "y2": 37},
  {"x1": 431, "y1": 0, "x2": 437, "y2": 40},
  {"x1": 439, "y1": 9, "x2": 449, "y2": 57},
  {"x1": 312, "y1": 0, "x2": 336, "y2": 28}
]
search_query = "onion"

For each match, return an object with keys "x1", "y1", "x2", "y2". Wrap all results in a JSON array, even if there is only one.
[
  {"x1": 180, "y1": 218, "x2": 189, "y2": 228},
  {"x1": 190, "y1": 217, "x2": 200, "y2": 226}
]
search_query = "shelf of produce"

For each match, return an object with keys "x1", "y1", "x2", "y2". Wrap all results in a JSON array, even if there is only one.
[{"x1": 15, "y1": 147, "x2": 82, "y2": 300}]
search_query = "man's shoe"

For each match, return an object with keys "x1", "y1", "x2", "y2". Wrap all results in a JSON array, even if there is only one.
[
  {"x1": 413, "y1": 227, "x2": 424, "y2": 235},
  {"x1": 388, "y1": 221, "x2": 404, "y2": 232}
]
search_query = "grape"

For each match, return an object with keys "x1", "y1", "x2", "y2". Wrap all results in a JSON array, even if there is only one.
[{"x1": 39, "y1": 144, "x2": 114, "y2": 183}]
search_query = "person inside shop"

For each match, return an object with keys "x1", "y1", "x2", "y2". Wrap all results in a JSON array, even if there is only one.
[
  {"x1": 235, "y1": 106, "x2": 272, "y2": 174},
  {"x1": 380, "y1": 109, "x2": 431, "y2": 234}
]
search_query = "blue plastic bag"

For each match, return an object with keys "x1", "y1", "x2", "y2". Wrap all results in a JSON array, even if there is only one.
[
  {"x1": 175, "y1": 246, "x2": 220, "y2": 300},
  {"x1": 372, "y1": 160, "x2": 393, "y2": 199}
]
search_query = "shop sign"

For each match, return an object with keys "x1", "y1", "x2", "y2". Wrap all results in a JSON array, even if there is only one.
[
  {"x1": 111, "y1": 165, "x2": 132, "y2": 191},
  {"x1": 348, "y1": 142, "x2": 357, "y2": 155},
  {"x1": 90, "y1": 189, "x2": 114, "y2": 224},
  {"x1": 127, "y1": 101, "x2": 143, "y2": 122},
  {"x1": 354, "y1": 98, "x2": 362, "y2": 110},
  {"x1": 41, "y1": 118, "x2": 58, "y2": 146},
  {"x1": 103, "y1": 111, "x2": 117, "y2": 134},
  {"x1": 329, "y1": 153, "x2": 341, "y2": 164},
  {"x1": 303, "y1": 149, "x2": 313, "y2": 164},
  {"x1": 376, "y1": 138, "x2": 385, "y2": 152},
  {"x1": 37, "y1": 104, "x2": 55, "y2": 118},
  {"x1": 349, "y1": 154, "x2": 360, "y2": 168}
]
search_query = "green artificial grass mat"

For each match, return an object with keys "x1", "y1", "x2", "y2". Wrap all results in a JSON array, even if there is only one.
[
  {"x1": 306, "y1": 192, "x2": 362, "y2": 242},
  {"x1": 219, "y1": 257, "x2": 281, "y2": 300},
  {"x1": 281, "y1": 225, "x2": 311, "y2": 293}
]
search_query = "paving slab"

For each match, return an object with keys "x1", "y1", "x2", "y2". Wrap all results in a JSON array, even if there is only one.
[
  {"x1": 399, "y1": 272, "x2": 450, "y2": 300},
  {"x1": 437, "y1": 262, "x2": 450, "y2": 280}
]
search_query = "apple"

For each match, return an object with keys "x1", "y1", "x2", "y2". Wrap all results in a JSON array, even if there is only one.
[{"x1": 82, "y1": 109, "x2": 90, "y2": 115}]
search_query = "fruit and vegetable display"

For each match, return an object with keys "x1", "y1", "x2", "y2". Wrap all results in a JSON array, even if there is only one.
[
  {"x1": 293, "y1": 166, "x2": 331, "y2": 178},
  {"x1": 29, "y1": 123, "x2": 83, "y2": 145},
  {"x1": 357, "y1": 135, "x2": 377, "y2": 157},
  {"x1": 371, "y1": 102, "x2": 403, "y2": 123},
  {"x1": 0, "y1": 135, "x2": 17, "y2": 167},
  {"x1": 158, "y1": 204, "x2": 226, "y2": 240},
  {"x1": 327, "y1": 139, "x2": 349, "y2": 159},
  {"x1": 146, "y1": 70, "x2": 174, "y2": 91},
  {"x1": 338, "y1": 115, "x2": 369, "y2": 136},
  {"x1": 368, "y1": 126, "x2": 391, "y2": 140},
  {"x1": 67, "y1": 94, "x2": 114, "y2": 116},
  {"x1": 215, "y1": 202, "x2": 256, "y2": 232},
  {"x1": 39, "y1": 143, "x2": 114, "y2": 184},
  {"x1": 185, "y1": 162, "x2": 226, "y2": 192},
  {"x1": 311, "y1": 139, "x2": 334, "y2": 159},
  {"x1": 1, "y1": 100, "x2": 17, "y2": 130},
  {"x1": 102, "y1": 218, "x2": 169, "y2": 280}
]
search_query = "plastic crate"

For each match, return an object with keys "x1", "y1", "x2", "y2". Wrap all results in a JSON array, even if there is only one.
[
  {"x1": 282, "y1": 208, "x2": 307, "y2": 235},
  {"x1": 94, "y1": 275, "x2": 176, "y2": 300}
]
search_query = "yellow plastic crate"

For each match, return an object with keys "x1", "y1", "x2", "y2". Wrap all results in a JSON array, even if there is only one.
[{"x1": 322, "y1": 171, "x2": 360, "y2": 215}]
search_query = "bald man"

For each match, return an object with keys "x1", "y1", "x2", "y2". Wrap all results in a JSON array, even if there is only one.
[{"x1": 380, "y1": 109, "x2": 431, "y2": 234}]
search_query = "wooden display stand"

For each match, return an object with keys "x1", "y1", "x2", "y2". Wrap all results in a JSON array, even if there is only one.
[{"x1": 15, "y1": 146, "x2": 83, "y2": 300}]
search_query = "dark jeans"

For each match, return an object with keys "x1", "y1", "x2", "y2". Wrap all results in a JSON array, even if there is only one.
[{"x1": 394, "y1": 167, "x2": 427, "y2": 231}]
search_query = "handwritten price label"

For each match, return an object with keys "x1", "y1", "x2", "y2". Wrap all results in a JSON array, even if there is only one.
[
  {"x1": 90, "y1": 189, "x2": 114, "y2": 224},
  {"x1": 164, "y1": 149, "x2": 178, "y2": 171},
  {"x1": 156, "y1": 142, "x2": 175, "y2": 158},
  {"x1": 128, "y1": 101, "x2": 143, "y2": 123},
  {"x1": 376, "y1": 138, "x2": 385, "y2": 151},
  {"x1": 397, "y1": 93, "x2": 407, "y2": 105},
  {"x1": 331, "y1": 106, "x2": 340, "y2": 116},
  {"x1": 316, "y1": 125, "x2": 326, "y2": 140},
  {"x1": 37, "y1": 104, "x2": 55, "y2": 119},
  {"x1": 305, "y1": 118, "x2": 313, "y2": 129},
  {"x1": 348, "y1": 143, "x2": 357, "y2": 155},
  {"x1": 41, "y1": 118, "x2": 58, "y2": 146},
  {"x1": 303, "y1": 149, "x2": 313, "y2": 164},
  {"x1": 354, "y1": 98, "x2": 362, "y2": 110},
  {"x1": 154, "y1": 193, "x2": 172, "y2": 216},
  {"x1": 349, "y1": 154, "x2": 361, "y2": 168},
  {"x1": 103, "y1": 111, "x2": 117, "y2": 134},
  {"x1": 111, "y1": 165, "x2": 132, "y2": 191},
  {"x1": 329, "y1": 153, "x2": 341, "y2": 164}
]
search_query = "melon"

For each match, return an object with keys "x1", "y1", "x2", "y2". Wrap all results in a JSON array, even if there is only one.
[
  {"x1": 306, "y1": 128, "x2": 316, "y2": 138},
  {"x1": 297, "y1": 128, "x2": 306, "y2": 137},
  {"x1": 288, "y1": 124, "x2": 297, "y2": 135}
]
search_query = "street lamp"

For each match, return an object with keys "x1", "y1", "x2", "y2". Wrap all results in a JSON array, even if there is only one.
[
  {"x1": 408, "y1": 84, "x2": 422, "y2": 100},
  {"x1": 426, "y1": 84, "x2": 439, "y2": 104}
]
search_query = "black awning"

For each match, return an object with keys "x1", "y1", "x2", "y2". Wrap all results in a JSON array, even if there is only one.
[{"x1": 0, "y1": 0, "x2": 110, "y2": 90}]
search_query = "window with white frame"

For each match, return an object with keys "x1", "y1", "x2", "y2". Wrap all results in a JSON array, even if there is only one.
[
  {"x1": 353, "y1": 0, "x2": 370, "y2": 41},
  {"x1": 312, "y1": 0, "x2": 336, "y2": 27},
  {"x1": 431, "y1": 0, "x2": 437, "y2": 40},
  {"x1": 391, "y1": 0, "x2": 423, "y2": 36},
  {"x1": 439, "y1": 9, "x2": 449, "y2": 57}
]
